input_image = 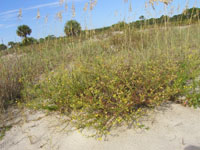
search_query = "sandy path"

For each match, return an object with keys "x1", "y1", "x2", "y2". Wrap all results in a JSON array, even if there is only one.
[{"x1": 0, "y1": 103, "x2": 200, "y2": 150}]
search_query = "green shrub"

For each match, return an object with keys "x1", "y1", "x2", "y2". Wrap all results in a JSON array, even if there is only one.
[
  {"x1": 23, "y1": 48, "x2": 200, "y2": 136},
  {"x1": 22, "y1": 37, "x2": 38, "y2": 46},
  {"x1": 0, "y1": 44, "x2": 7, "y2": 51}
]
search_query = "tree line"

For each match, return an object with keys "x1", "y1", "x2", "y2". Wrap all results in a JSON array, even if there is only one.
[
  {"x1": 1, "y1": 7, "x2": 199, "y2": 51},
  {"x1": 0, "y1": 20, "x2": 81, "y2": 51}
]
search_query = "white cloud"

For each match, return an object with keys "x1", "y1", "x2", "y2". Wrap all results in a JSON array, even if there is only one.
[
  {"x1": 0, "y1": 2, "x2": 59, "y2": 21},
  {"x1": 0, "y1": 23, "x2": 17, "y2": 29},
  {"x1": 0, "y1": 0, "x2": 85, "y2": 16},
  {"x1": 0, "y1": 0, "x2": 86, "y2": 21},
  {"x1": 24, "y1": 2, "x2": 60, "y2": 11},
  {"x1": 5, "y1": 24, "x2": 17, "y2": 28},
  {"x1": 1, "y1": 13, "x2": 18, "y2": 21},
  {"x1": 0, "y1": 9, "x2": 19, "y2": 16},
  {"x1": 0, "y1": 2, "x2": 59, "y2": 18}
]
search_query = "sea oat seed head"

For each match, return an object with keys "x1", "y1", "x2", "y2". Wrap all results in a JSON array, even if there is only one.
[
  {"x1": 56, "y1": 11, "x2": 63, "y2": 22},
  {"x1": 59, "y1": 0, "x2": 64, "y2": 6},
  {"x1": 18, "y1": 8, "x2": 22, "y2": 19},
  {"x1": 65, "y1": 3, "x2": 68, "y2": 11},
  {"x1": 129, "y1": 2, "x2": 132, "y2": 12},
  {"x1": 45, "y1": 15, "x2": 48, "y2": 23},
  {"x1": 72, "y1": 3, "x2": 76, "y2": 18},
  {"x1": 84, "y1": 2, "x2": 88, "y2": 12},
  {"x1": 36, "y1": 9, "x2": 40, "y2": 19}
]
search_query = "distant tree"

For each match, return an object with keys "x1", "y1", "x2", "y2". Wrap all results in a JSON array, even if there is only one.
[
  {"x1": 64, "y1": 20, "x2": 81, "y2": 36},
  {"x1": 159, "y1": 15, "x2": 170, "y2": 24},
  {"x1": 0, "y1": 44, "x2": 7, "y2": 51},
  {"x1": 45, "y1": 35, "x2": 56, "y2": 40},
  {"x1": 160, "y1": 15, "x2": 170, "y2": 20},
  {"x1": 22, "y1": 37, "x2": 37, "y2": 46},
  {"x1": 16, "y1": 25, "x2": 32, "y2": 39},
  {"x1": 183, "y1": 7, "x2": 200, "y2": 19},
  {"x1": 112, "y1": 21, "x2": 128, "y2": 30},
  {"x1": 139, "y1": 15, "x2": 145, "y2": 20},
  {"x1": 39, "y1": 38, "x2": 45, "y2": 43},
  {"x1": 8, "y1": 41, "x2": 17, "y2": 48}
]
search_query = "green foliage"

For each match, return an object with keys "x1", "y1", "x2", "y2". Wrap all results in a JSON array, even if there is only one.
[
  {"x1": 170, "y1": 7, "x2": 199, "y2": 23},
  {"x1": 0, "y1": 126, "x2": 12, "y2": 140},
  {"x1": 45, "y1": 35, "x2": 56, "y2": 40},
  {"x1": 22, "y1": 37, "x2": 38, "y2": 46},
  {"x1": 23, "y1": 50, "x2": 200, "y2": 136},
  {"x1": 139, "y1": 15, "x2": 145, "y2": 20},
  {"x1": 8, "y1": 41, "x2": 17, "y2": 48},
  {"x1": 94, "y1": 26, "x2": 111, "y2": 33},
  {"x1": 39, "y1": 38, "x2": 45, "y2": 43},
  {"x1": 112, "y1": 21, "x2": 128, "y2": 30},
  {"x1": 127, "y1": 7, "x2": 200, "y2": 29},
  {"x1": 64, "y1": 20, "x2": 81, "y2": 37},
  {"x1": 16, "y1": 25, "x2": 32, "y2": 38},
  {"x1": 0, "y1": 44, "x2": 7, "y2": 51}
]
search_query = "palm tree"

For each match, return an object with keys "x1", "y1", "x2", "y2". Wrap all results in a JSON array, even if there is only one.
[
  {"x1": 16, "y1": 25, "x2": 32, "y2": 39},
  {"x1": 64, "y1": 20, "x2": 81, "y2": 37}
]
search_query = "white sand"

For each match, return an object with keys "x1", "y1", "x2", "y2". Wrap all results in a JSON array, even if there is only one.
[{"x1": 0, "y1": 103, "x2": 200, "y2": 150}]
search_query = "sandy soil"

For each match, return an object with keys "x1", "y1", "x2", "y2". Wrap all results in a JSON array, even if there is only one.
[{"x1": 0, "y1": 103, "x2": 200, "y2": 150}]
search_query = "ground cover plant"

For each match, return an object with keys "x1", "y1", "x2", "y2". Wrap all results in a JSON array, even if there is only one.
[
  {"x1": 0, "y1": 0, "x2": 200, "y2": 138},
  {"x1": 0, "y1": 125, "x2": 12, "y2": 140}
]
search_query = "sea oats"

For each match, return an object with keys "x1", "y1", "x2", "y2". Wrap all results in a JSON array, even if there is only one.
[
  {"x1": 18, "y1": 8, "x2": 22, "y2": 19},
  {"x1": 45, "y1": 15, "x2": 48, "y2": 23},
  {"x1": 148, "y1": 0, "x2": 173, "y2": 10},
  {"x1": 59, "y1": 0, "x2": 64, "y2": 6},
  {"x1": 56, "y1": 11, "x2": 63, "y2": 22},
  {"x1": 193, "y1": 0, "x2": 197, "y2": 7},
  {"x1": 89, "y1": 0, "x2": 97, "y2": 11},
  {"x1": 185, "y1": 0, "x2": 189, "y2": 9},
  {"x1": 145, "y1": 2, "x2": 148, "y2": 8},
  {"x1": 170, "y1": 6, "x2": 174, "y2": 16},
  {"x1": 89, "y1": 0, "x2": 94, "y2": 11},
  {"x1": 129, "y1": 2, "x2": 132, "y2": 12},
  {"x1": 65, "y1": 3, "x2": 68, "y2": 12},
  {"x1": 177, "y1": 4, "x2": 180, "y2": 13},
  {"x1": 93, "y1": 0, "x2": 98, "y2": 6},
  {"x1": 149, "y1": 0, "x2": 172, "y2": 5},
  {"x1": 72, "y1": 3, "x2": 76, "y2": 18},
  {"x1": 84, "y1": 2, "x2": 88, "y2": 12},
  {"x1": 36, "y1": 9, "x2": 40, "y2": 20},
  {"x1": 114, "y1": 10, "x2": 118, "y2": 17}
]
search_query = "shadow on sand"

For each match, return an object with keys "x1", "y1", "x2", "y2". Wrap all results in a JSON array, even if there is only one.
[{"x1": 184, "y1": 145, "x2": 200, "y2": 150}]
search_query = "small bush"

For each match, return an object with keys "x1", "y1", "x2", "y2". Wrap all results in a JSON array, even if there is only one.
[
  {"x1": 0, "y1": 44, "x2": 7, "y2": 51},
  {"x1": 22, "y1": 37, "x2": 38, "y2": 46}
]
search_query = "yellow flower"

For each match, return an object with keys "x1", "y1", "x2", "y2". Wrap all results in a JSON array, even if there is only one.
[{"x1": 97, "y1": 137, "x2": 102, "y2": 141}]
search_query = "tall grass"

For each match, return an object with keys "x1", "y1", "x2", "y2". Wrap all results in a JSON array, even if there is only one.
[{"x1": 0, "y1": 0, "x2": 200, "y2": 137}]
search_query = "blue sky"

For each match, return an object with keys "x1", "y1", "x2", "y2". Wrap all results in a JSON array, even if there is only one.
[{"x1": 0, "y1": 0, "x2": 199, "y2": 45}]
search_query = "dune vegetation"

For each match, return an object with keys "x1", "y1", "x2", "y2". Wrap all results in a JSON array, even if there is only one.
[{"x1": 0, "y1": 0, "x2": 200, "y2": 137}]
